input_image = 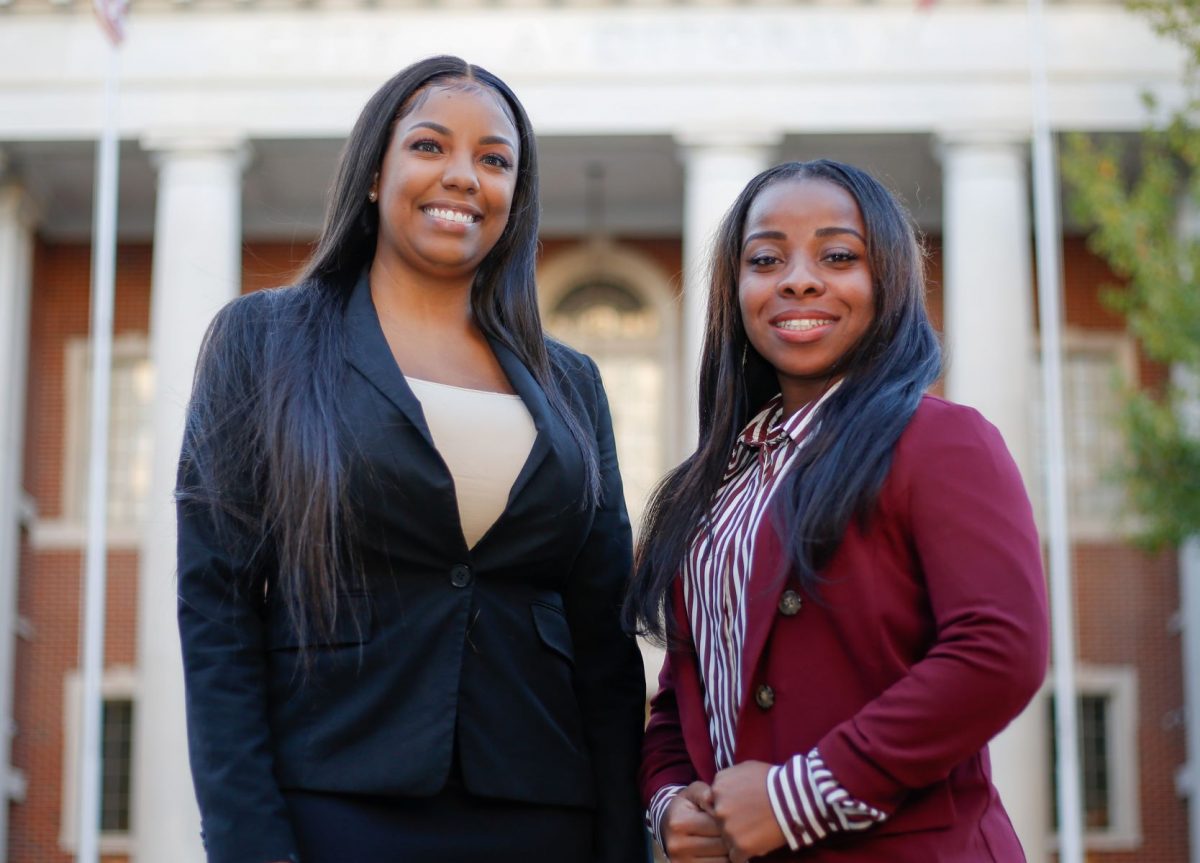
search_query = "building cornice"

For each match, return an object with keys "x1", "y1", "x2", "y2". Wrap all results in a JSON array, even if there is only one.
[{"x1": 0, "y1": 4, "x2": 1185, "y2": 140}]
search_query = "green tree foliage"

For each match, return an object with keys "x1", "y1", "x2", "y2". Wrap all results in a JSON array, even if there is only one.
[{"x1": 1062, "y1": 1, "x2": 1200, "y2": 546}]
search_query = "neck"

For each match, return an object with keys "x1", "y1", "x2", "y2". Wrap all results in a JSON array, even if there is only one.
[
  {"x1": 368, "y1": 257, "x2": 475, "y2": 330},
  {"x1": 779, "y1": 376, "x2": 838, "y2": 420}
]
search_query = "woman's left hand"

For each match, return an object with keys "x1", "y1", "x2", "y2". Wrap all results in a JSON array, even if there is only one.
[{"x1": 710, "y1": 760, "x2": 786, "y2": 863}]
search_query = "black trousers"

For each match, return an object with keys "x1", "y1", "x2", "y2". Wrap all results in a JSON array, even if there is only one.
[{"x1": 283, "y1": 777, "x2": 594, "y2": 863}]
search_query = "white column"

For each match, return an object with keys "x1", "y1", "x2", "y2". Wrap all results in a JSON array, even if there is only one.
[
  {"x1": 938, "y1": 130, "x2": 1048, "y2": 862},
  {"x1": 1182, "y1": 536, "x2": 1200, "y2": 863},
  {"x1": 0, "y1": 167, "x2": 36, "y2": 860},
  {"x1": 134, "y1": 134, "x2": 248, "y2": 863},
  {"x1": 676, "y1": 130, "x2": 780, "y2": 457},
  {"x1": 939, "y1": 131, "x2": 1038, "y2": 462},
  {"x1": 1176, "y1": 193, "x2": 1200, "y2": 863}
]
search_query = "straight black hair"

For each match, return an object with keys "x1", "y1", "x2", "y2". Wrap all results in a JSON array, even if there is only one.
[
  {"x1": 180, "y1": 56, "x2": 598, "y2": 649},
  {"x1": 625, "y1": 160, "x2": 942, "y2": 643}
]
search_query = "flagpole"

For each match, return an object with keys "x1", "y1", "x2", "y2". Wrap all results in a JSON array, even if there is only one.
[
  {"x1": 77, "y1": 36, "x2": 121, "y2": 863},
  {"x1": 1027, "y1": 0, "x2": 1085, "y2": 860}
]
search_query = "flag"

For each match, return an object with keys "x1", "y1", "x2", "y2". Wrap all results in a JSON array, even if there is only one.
[{"x1": 93, "y1": 0, "x2": 128, "y2": 45}]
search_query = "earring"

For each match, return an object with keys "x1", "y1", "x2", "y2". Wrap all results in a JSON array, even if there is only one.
[
  {"x1": 741, "y1": 343, "x2": 748, "y2": 369},
  {"x1": 368, "y1": 189, "x2": 378, "y2": 203}
]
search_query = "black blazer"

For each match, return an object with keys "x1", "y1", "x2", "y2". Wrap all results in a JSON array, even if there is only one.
[{"x1": 177, "y1": 275, "x2": 647, "y2": 863}]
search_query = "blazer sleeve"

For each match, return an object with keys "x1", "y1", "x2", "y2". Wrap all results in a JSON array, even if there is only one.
[
  {"x1": 639, "y1": 644, "x2": 700, "y2": 806},
  {"x1": 562, "y1": 356, "x2": 649, "y2": 863},
  {"x1": 176, "y1": 298, "x2": 299, "y2": 863},
  {"x1": 816, "y1": 402, "x2": 1050, "y2": 813}
]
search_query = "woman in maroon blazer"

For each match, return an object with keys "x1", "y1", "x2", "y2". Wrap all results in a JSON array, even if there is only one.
[{"x1": 626, "y1": 160, "x2": 1049, "y2": 863}]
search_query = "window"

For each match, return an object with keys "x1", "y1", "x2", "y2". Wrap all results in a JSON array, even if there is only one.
[
  {"x1": 539, "y1": 244, "x2": 679, "y2": 534},
  {"x1": 60, "y1": 668, "x2": 137, "y2": 854},
  {"x1": 549, "y1": 280, "x2": 658, "y2": 341},
  {"x1": 547, "y1": 280, "x2": 664, "y2": 531},
  {"x1": 1045, "y1": 665, "x2": 1140, "y2": 850},
  {"x1": 100, "y1": 698, "x2": 134, "y2": 833},
  {"x1": 1034, "y1": 332, "x2": 1136, "y2": 539},
  {"x1": 34, "y1": 336, "x2": 154, "y2": 548}
]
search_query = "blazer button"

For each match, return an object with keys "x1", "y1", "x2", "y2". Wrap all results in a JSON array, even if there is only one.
[
  {"x1": 449, "y1": 564, "x2": 473, "y2": 588},
  {"x1": 778, "y1": 589, "x2": 803, "y2": 616},
  {"x1": 754, "y1": 684, "x2": 775, "y2": 710}
]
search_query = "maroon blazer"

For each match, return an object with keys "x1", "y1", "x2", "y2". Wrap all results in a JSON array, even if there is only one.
[{"x1": 640, "y1": 396, "x2": 1049, "y2": 862}]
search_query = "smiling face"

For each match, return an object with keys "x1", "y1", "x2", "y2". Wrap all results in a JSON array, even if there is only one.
[
  {"x1": 370, "y1": 82, "x2": 519, "y2": 287},
  {"x1": 738, "y1": 176, "x2": 876, "y2": 416}
]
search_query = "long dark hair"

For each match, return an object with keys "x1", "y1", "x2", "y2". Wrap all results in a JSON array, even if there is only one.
[
  {"x1": 180, "y1": 56, "x2": 598, "y2": 647},
  {"x1": 625, "y1": 160, "x2": 942, "y2": 643}
]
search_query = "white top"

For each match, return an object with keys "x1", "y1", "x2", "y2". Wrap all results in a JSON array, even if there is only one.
[{"x1": 405, "y1": 376, "x2": 537, "y2": 549}]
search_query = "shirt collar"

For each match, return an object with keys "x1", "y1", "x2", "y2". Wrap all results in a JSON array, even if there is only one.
[
  {"x1": 720, "y1": 381, "x2": 843, "y2": 481},
  {"x1": 736, "y1": 380, "x2": 845, "y2": 449},
  {"x1": 738, "y1": 394, "x2": 788, "y2": 450}
]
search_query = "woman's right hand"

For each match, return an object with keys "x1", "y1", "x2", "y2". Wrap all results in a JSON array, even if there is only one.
[{"x1": 661, "y1": 781, "x2": 731, "y2": 862}]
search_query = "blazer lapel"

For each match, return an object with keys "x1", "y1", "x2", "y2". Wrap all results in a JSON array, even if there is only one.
[
  {"x1": 735, "y1": 388, "x2": 836, "y2": 725},
  {"x1": 737, "y1": 522, "x2": 789, "y2": 725},
  {"x1": 487, "y1": 336, "x2": 553, "y2": 507},
  {"x1": 341, "y1": 274, "x2": 563, "y2": 551},
  {"x1": 343, "y1": 270, "x2": 437, "y2": 452}
]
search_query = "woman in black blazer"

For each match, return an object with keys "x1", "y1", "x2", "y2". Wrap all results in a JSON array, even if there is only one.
[{"x1": 176, "y1": 55, "x2": 647, "y2": 863}]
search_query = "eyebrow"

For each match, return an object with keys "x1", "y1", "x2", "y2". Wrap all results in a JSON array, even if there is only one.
[
  {"x1": 742, "y1": 226, "x2": 865, "y2": 249},
  {"x1": 407, "y1": 121, "x2": 516, "y2": 151},
  {"x1": 743, "y1": 230, "x2": 786, "y2": 246},
  {"x1": 815, "y1": 226, "x2": 866, "y2": 242}
]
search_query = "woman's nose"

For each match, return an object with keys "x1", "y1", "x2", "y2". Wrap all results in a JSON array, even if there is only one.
[
  {"x1": 441, "y1": 152, "x2": 479, "y2": 194},
  {"x1": 777, "y1": 259, "x2": 824, "y2": 296}
]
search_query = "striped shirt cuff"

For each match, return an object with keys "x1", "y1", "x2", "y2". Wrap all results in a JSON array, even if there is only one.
[
  {"x1": 646, "y1": 784, "x2": 687, "y2": 850},
  {"x1": 766, "y1": 748, "x2": 888, "y2": 850}
]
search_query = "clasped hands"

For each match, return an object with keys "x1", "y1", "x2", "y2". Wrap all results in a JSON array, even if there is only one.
[{"x1": 660, "y1": 761, "x2": 786, "y2": 863}]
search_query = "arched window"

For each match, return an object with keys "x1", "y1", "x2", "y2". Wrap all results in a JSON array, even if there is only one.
[
  {"x1": 548, "y1": 280, "x2": 656, "y2": 341},
  {"x1": 540, "y1": 245, "x2": 678, "y2": 532}
]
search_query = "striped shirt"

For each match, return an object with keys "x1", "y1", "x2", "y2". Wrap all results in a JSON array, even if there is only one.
[{"x1": 648, "y1": 389, "x2": 886, "y2": 854}]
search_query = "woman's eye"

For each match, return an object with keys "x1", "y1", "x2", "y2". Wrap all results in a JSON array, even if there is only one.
[
  {"x1": 825, "y1": 251, "x2": 859, "y2": 264},
  {"x1": 747, "y1": 254, "x2": 780, "y2": 267},
  {"x1": 410, "y1": 139, "x2": 441, "y2": 153},
  {"x1": 481, "y1": 153, "x2": 513, "y2": 170}
]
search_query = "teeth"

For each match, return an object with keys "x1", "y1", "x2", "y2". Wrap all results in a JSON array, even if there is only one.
[
  {"x1": 424, "y1": 207, "x2": 477, "y2": 224},
  {"x1": 774, "y1": 319, "x2": 831, "y2": 331}
]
